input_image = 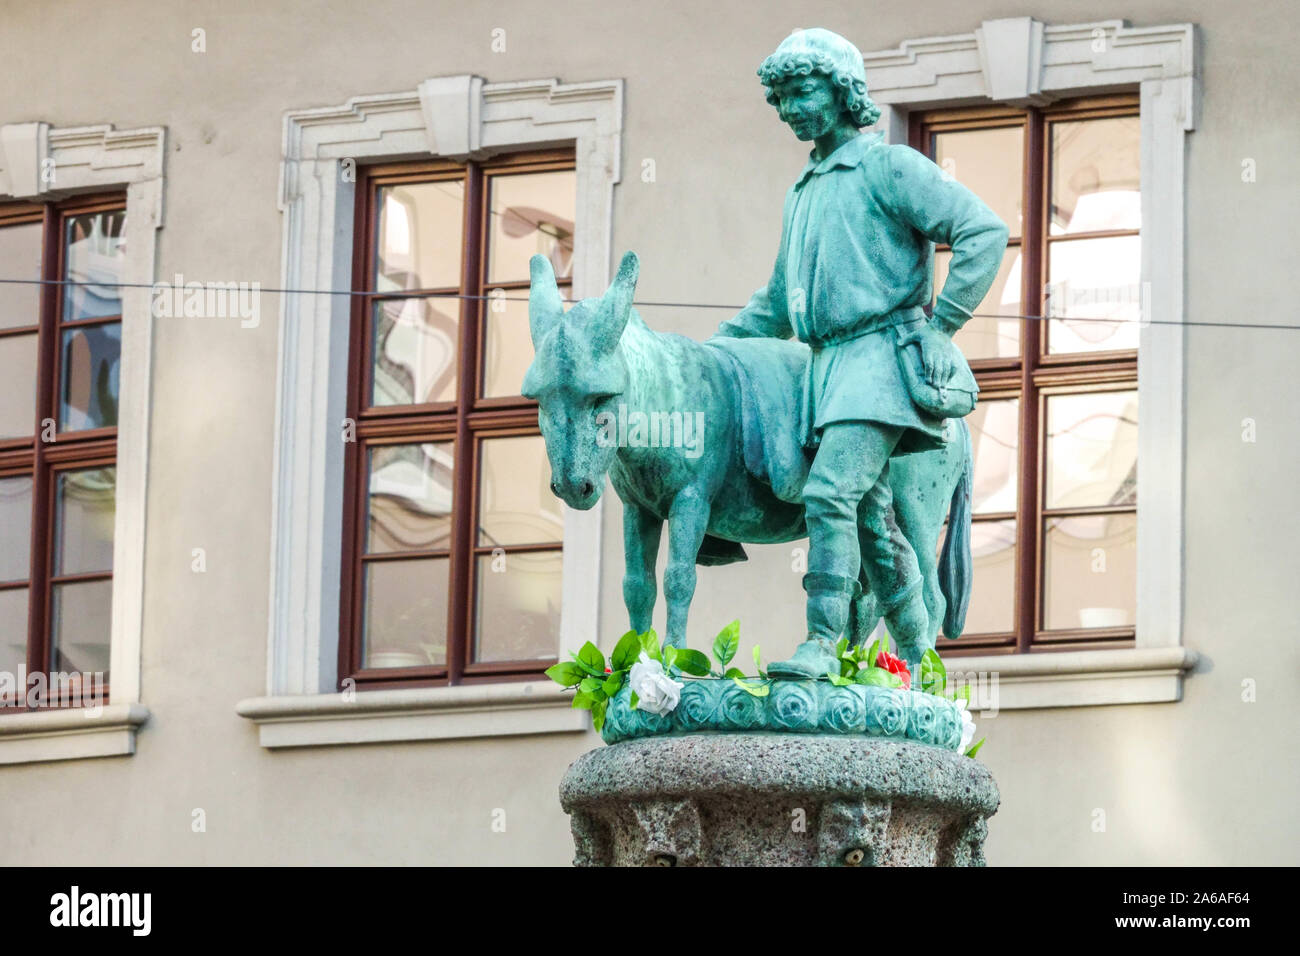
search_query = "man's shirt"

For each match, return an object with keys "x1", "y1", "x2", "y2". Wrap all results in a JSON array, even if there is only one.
[{"x1": 717, "y1": 131, "x2": 1009, "y2": 343}]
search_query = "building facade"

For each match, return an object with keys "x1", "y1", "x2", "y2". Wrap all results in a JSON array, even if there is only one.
[{"x1": 0, "y1": 0, "x2": 1296, "y2": 865}]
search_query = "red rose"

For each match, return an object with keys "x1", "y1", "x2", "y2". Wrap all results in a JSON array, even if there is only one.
[
  {"x1": 875, "y1": 651, "x2": 911, "y2": 690},
  {"x1": 604, "y1": 667, "x2": 612, "y2": 674}
]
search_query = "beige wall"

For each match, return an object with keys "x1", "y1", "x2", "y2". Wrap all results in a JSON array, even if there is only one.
[{"x1": 0, "y1": 0, "x2": 1296, "y2": 865}]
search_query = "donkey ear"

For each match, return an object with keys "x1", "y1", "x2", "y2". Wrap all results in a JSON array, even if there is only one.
[
  {"x1": 589, "y1": 251, "x2": 639, "y2": 354},
  {"x1": 528, "y1": 254, "x2": 564, "y2": 346}
]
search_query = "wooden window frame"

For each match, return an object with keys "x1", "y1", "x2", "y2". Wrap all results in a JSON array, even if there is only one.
[
  {"x1": 338, "y1": 150, "x2": 574, "y2": 691},
  {"x1": 0, "y1": 192, "x2": 124, "y2": 708},
  {"x1": 913, "y1": 95, "x2": 1140, "y2": 656}
]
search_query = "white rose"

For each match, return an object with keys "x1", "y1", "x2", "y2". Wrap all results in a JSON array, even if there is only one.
[
  {"x1": 628, "y1": 651, "x2": 684, "y2": 716},
  {"x1": 955, "y1": 698, "x2": 977, "y2": 755}
]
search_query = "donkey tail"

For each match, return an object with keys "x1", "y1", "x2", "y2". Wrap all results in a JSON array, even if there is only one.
[{"x1": 939, "y1": 418, "x2": 974, "y2": 639}]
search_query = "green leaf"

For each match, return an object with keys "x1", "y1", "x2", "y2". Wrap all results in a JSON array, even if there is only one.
[
  {"x1": 712, "y1": 620, "x2": 740, "y2": 668},
  {"x1": 602, "y1": 672, "x2": 624, "y2": 696},
  {"x1": 629, "y1": 690, "x2": 640, "y2": 710},
  {"x1": 723, "y1": 667, "x2": 746, "y2": 680},
  {"x1": 856, "y1": 666, "x2": 903, "y2": 688},
  {"x1": 572, "y1": 690, "x2": 597, "y2": 710},
  {"x1": 573, "y1": 641, "x2": 606, "y2": 677},
  {"x1": 865, "y1": 638, "x2": 888, "y2": 667},
  {"x1": 544, "y1": 661, "x2": 587, "y2": 687},
  {"x1": 826, "y1": 672, "x2": 853, "y2": 687},
  {"x1": 733, "y1": 677, "x2": 771, "y2": 698},
  {"x1": 920, "y1": 648, "x2": 946, "y2": 695},
  {"x1": 752, "y1": 645, "x2": 767, "y2": 678},
  {"x1": 638, "y1": 630, "x2": 662, "y2": 663},
  {"x1": 611, "y1": 630, "x2": 642, "y2": 672},
  {"x1": 674, "y1": 648, "x2": 712, "y2": 677},
  {"x1": 966, "y1": 737, "x2": 986, "y2": 759},
  {"x1": 591, "y1": 698, "x2": 608, "y2": 733},
  {"x1": 579, "y1": 676, "x2": 604, "y2": 694},
  {"x1": 957, "y1": 683, "x2": 972, "y2": 703},
  {"x1": 662, "y1": 645, "x2": 679, "y2": 671},
  {"x1": 834, "y1": 637, "x2": 849, "y2": 659}
]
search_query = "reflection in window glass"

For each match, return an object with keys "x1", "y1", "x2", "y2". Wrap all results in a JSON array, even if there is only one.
[
  {"x1": 474, "y1": 549, "x2": 562, "y2": 662},
  {"x1": 0, "y1": 332, "x2": 38, "y2": 440},
  {"x1": 0, "y1": 221, "x2": 43, "y2": 330},
  {"x1": 60, "y1": 322, "x2": 121, "y2": 431},
  {"x1": 0, "y1": 588, "x2": 27, "y2": 686},
  {"x1": 1050, "y1": 116, "x2": 1140, "y2": 235},
  {"x1": 967, "y1": 399, "x2": 1019, "y2": 514},
  {"x1": 1043, "y1": 513, "x2": 1136, "y2": 630},
  {"x1": 933, "y1": 126, "x2": 1024, "y2": 235},
  {"x1": 55, "y1": 467, "x2": 116, "y2": 576},
  {"x1": 63, "y1": 211, "x2": 126, "y2": 321},
  {"x1": 375, "y1": 181, "x2": 465, "y2": 292},
  {"x1": 938, "y1": 246, "x2": 1023, "y2": 360},
  {"x1": 487, "y1": 171, "x2": 576, "y2": 284},
  {"x1": 1046, "y1": 391, "x2": 1137, "y2": 510},
  {"x1": 477, "y1": 436, "x2": 563, "y2": 547},
  {"x1": 481, "y1": 294, "x2": 535, "y2": 398},
  {"x1": 0, "y1": 477, "x2": 33, "y2": 583},
  {"x1": 1047, "y1": 235, "x2": 1142, "y2": 353},
  {"x1": 370, "y1": 297, "x2": 459, "y2": 406},
  {"x1": 362, "y1": 557, "x2": 449, "y2": 668},
  {"x1": 366, "y1": 442, "x2": 454, "y2": 554},
  {"x1": 51, "y1": 577, "x2": 113, "y2": 677}
]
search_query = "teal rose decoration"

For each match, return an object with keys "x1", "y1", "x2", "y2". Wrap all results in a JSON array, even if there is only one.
[
  {"x1": 932, "y1": 698, "x2": 962, "y2": 750},
  {"x1": 820, "y1": 686, "x2": 866, "y2": 734},
  {"x1": 907, "y1": 692, "x2": 938, "y2": 742},
  {"x1": 674, "y1": 680, "x2": 720, "y2": 731},
  {"x1": 719, "y1": 684, "x2": 764, "y2": 729},
  {"x1": 771, "y1": 683, "x2": 818, "y2": 731},
  {"x1": 867, "y1": 690, "x2": 906, "y2": 737}
]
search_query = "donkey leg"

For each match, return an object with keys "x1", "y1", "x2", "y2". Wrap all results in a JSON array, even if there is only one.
[
  {"x1": 663, "y1": 491, "x2": 711, "y2": 649},
  {"x1": 623, "y1": 504, "x2": 663, "y2": 635}
]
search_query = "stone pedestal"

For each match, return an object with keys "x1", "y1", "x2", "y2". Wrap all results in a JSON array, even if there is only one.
[{"x1": 560, "y1": 733, "x2": 998, "y2": 866}]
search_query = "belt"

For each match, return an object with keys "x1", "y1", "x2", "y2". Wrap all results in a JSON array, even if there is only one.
[{"x1": 804, "y1": 305, "x2": 926, "y2": 349}]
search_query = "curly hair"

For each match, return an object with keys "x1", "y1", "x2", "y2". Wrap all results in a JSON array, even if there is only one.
[{"x1": 758, "y1": 51, "x2": 881, "y2": 128}]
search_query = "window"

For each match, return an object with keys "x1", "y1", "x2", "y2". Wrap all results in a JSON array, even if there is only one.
[
  {"x1": 915, "y1": 96, "x2": 1140, "y2": 654},
  {"x1": 0, "y1": 194, "x2": 125, "y2": 705},
  {"x1": 339, "y1": 151, "x2": 575, "y2": 690}
]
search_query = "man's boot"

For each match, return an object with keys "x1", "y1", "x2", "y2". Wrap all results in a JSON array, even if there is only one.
[{"x1": 768, "y1": 573, "x2": 859, "y2": 679}]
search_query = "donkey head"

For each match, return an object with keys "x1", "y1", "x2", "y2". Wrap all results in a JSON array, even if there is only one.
[{"x1": 521, "y1": 250, "x2": 639, "y2": 510}]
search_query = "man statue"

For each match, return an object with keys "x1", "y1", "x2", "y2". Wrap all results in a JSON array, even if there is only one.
[{"x1": 713, "y1": 28, "x2": 1008, "y2": 678}]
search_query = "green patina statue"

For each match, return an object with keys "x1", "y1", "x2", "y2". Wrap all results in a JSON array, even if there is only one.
[{"x1": 523, "y1": 28, "x2": 1007, "y2": 678}]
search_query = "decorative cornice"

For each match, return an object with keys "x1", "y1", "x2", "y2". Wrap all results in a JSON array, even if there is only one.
[{"x1": 0, "y1": 122, "x2": 164, "y2": 200}]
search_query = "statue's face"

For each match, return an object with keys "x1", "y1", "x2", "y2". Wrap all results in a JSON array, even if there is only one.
[{"x1": 772, "y1": 73, "x2": 843, "y2": 141}]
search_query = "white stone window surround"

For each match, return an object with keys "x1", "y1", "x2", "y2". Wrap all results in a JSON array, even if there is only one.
[
  {"x1": 0, "y1": 122, "x2": 162, "y2": 763},
  {"x1": 239, "y1": 76, "x2": 622, "y2": 748},
  {"x1": 864, "y1": 18, "x2": 1197, "y2": 709}
]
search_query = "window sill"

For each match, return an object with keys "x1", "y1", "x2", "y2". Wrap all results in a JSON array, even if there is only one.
[
  {"x1": 946, "y1": 646, "x2": 1198, "y2": 711},
  {"x1": 236, "y1": 681, "x2": 587, "y2": 749},
  {"x1": 0, "y1": 703, "x2": 150, "y2": 765}
]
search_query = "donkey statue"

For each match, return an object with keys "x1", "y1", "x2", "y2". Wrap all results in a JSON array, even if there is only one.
[{"x1": 522, "y1": 251, "x2": 973, "y2": 669}]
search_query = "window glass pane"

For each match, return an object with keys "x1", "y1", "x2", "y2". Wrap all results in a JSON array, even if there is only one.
[
  {"x1": 967, "y1": 398, "x2": 1019, "y2": 514},
  {"x1": 1046, "y1": 391, "x2": 1137, "y2": 509},
  {"x1": 370, "y1": 297, "x2": 458, "y2": 406},
  {"x1": 1043, "y1": 512, "x2": 1136, "y2": 631},
  {"x1": 0, "y1": 588, "x2": 28, "y2": 686},
  {"x1": 487, "y1": 171, "x2": 575, "y2": 284},
  {"x1": 63, "y1": 210, "x2": 126, "y2": 321},
  {"x1": 55, "y1": 467, "x2": 116, "y2": 576},
  {"x1": 0, "y1": 476, "x2": 33, "y2": 583},
  {"x1": 366, "y1": 442, "x2": 454, "y2": 554},
  {"x1": 481, "y1": 292, "x2": 535, "y2": 398},
  {"x1": 1050, "y1": 116, "x2": 1140, "y2": 235},
  {"x1": 1047, "y1": 235, "x2": 1141, "y2": 353},
  {"x1": 0, "y1": 221, "x2": 43, "y2": 330},
  {"x1": 936, "y1": 246, "x2": 1022, "y2": 360},
  {"x1": 474, "y1": 549, "x2": 562, "y2": 662},
  {"x1": 60, "y1": 321, "x2": 120, "y2": 431},
  {"x1": 932, "y1": 126, "x2": 1024, "y2": 236},
  {"x1": 939, "y1": 519, "x2": 1016, "y2": 635},
  {"x1": 0, "y1": 331, "x2": 37, "y2": 439},
  {"x1": 375, "y1": 180, "x2": 464, "y2": 292},
  {"x1": 477, "y1": 435, "x2": 564, "y2": 547},
  {"x1": 51, "y1": 577, "x2": 113, "y2": 677},
  {"x1": 362, "y1": 556, "x2": 448, "y2": 668}
]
